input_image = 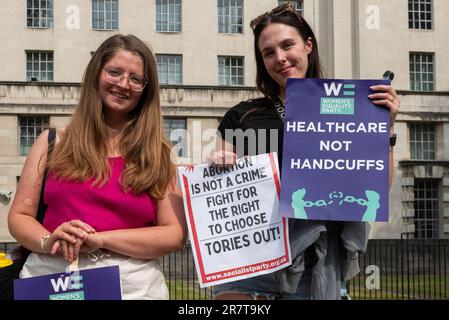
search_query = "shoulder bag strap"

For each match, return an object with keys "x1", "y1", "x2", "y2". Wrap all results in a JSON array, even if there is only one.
[
  {"x1": 273, "y1": 101, "x2": 285, "y2": 125},
  {"x1": 35, "y1": 128, "x2": 56, "y2": 223}
]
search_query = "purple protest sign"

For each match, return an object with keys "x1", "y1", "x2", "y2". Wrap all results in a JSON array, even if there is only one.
[
  {"x1": 279, "y1": 78, "x2": 390, "y2": 222},
  {"x1": 14, "y1": 265, "x2": 122, "y2": 300}
]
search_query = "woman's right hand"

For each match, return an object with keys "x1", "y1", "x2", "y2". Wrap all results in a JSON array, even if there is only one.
[
  {"x1": 47, "y1": 220, "x2": 96, "y2": 262},
  {"x1": 207, "y1": 150, "x2": 237, "y2": 167},
  {"x1": 209, "y1": 135, "x2": 237, "y2": 167}
]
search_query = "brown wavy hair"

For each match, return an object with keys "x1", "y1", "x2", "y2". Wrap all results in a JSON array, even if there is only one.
[
  {"x1": 49, "y1": 34, "x2": 174, "y2": 199},
  {"x1": 252, "y1": 10, "x2": 323, "y2": 102}
]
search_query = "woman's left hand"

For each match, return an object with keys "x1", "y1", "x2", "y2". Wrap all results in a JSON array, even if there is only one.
[
  {"x1": 369, "y1": 85, "x2": 400, "y2": 134},
  {"x1": 80, "y1": 232, "x2": 104, "y2": 252}
]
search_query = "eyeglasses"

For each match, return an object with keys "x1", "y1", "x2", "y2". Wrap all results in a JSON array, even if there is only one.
[
  {"x1": 250, "y1": 1, "x2": 301, "y2": 31},
  {"x1": 102, "y1": 67, "x2": 147, "y2": 92}
]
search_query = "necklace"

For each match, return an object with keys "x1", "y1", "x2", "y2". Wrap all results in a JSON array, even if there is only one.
[{"x1": 105, "y1": 125, "x2": 121, "y2": 134}]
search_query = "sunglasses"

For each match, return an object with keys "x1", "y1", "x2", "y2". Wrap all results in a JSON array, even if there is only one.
[{"x1": 250, "y1": 1, "x2": 302, "y2": 31}]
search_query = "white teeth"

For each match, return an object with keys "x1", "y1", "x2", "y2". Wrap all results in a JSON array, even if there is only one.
[{"x1": 111, "y1": 92, "x2": 128, "y2": 99}]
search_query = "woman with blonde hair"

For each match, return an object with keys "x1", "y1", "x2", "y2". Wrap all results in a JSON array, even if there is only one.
[{"x1": 8, "y1": 34, "x2": 186, "y2": 299}]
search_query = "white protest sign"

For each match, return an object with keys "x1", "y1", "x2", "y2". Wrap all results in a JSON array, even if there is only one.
[{"x1": 178, "y1": 153, "x2": 291, "y2": 287}]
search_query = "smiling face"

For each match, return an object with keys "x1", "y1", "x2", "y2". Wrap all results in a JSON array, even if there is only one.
[
  {"x1": 258, "y1": 22, "x2": 312, "y2": 98},
  {"x1": 98, "y1": 48, "x2": 145, "y2": 127}
]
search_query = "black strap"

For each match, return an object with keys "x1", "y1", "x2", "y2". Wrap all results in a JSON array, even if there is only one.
[
  {"x1": 273, "y1": 101, "x2": 285, "y2": 124},
  {"x1": 36, "y1": 128, "x2": 56, "y2": 224}
]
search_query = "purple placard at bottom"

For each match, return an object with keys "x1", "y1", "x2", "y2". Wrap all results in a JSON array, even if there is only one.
[{"x1": 14, "y1": 265, "x2": 121, "y2": 300}]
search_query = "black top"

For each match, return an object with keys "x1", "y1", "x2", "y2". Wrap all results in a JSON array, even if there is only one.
[
  {"x1": 218, "y1": 97, "x2": 319, "y2": 266},
  {"x1": 217, "y1": 97, "x2": 284, "y2": 167}
]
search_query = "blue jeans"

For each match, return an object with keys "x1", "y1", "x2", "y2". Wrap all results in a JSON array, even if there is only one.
[{"x1": 213, "y1": 268, "x2": 312, "y2": 300}]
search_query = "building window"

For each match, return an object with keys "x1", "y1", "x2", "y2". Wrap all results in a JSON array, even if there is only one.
[
  {"x1": 156, "y1": 0, "x2": 182, "y2": 32},
  {"x1": 410, "y1": 52, "x2": 434, "y2": 91},
  {"x1": 156, "y1": 54, "x2": 183, "y2": 85},
  {"x1": 19, "y1": 116, "x2": 49, "y2": 156},
  {"x1": 164, "y1": 118, "x2": 187, "y2": 158},
  {"x1": 27, "y1": 0, "x2": 54, "y2": 28},
  {"x1": 410, "y1": 123, "x2": 436, "y2": 160},
  {"x1": 218, "y1": 56, "x2": 244, "y2": 86},
  {"x1": 414, "y1": 179, "x2": 440, "y2": 239},
  {"x1": 26, "y1": 51, "x2": 54, "y2": 81},
  {"x1": 218, "y1": 0, "x2": 243, "y2": 34},
  {"x1": 92, "y1": 0, "x2": 119, "y2": 30},
  {"x1": 278, "y1": 0, "x2": 303, "y2": 15},
  {"x1": 408, "y1": 0, "x2": 432, "y2": 30}
]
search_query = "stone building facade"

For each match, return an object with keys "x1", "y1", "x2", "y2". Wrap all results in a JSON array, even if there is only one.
[{"x1": 0, "y1": 0, "x2": 448, "y2": 241}]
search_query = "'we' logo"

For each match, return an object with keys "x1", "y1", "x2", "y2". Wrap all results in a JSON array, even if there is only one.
[
  {"x1": 323, "y1": 82, "x2": 356, "y2": 97},
  {"x1": 324, "y1": 82, "x2": 342, "y2": 96},
  {"x1": 320, "y1": 82, "x2": 356, "y2": 115},
  {"x1": 50, "y1": 274, "x2": 84, "y2": 293}
]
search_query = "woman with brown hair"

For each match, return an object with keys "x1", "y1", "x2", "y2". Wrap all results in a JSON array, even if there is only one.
[
  {"x1": 211, "y1": 2, "x2": 400, "y2": 300},
  {"x1": 8, "y1": 34, "x2": 186, "y2": 299}
]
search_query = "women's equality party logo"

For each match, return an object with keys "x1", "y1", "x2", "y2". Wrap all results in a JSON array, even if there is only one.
[{"x1": 320, "y1": 82, "x2": 356, "y2": 115}]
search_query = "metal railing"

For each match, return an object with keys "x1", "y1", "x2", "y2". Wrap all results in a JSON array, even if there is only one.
[
  {"x1": 162, "y1": 239, "x2": 449, "y2": 300},
  {"x1": 347, "y1": 239, "x2": 448, "y2": 300},
  {"x1": 161, "y1": 241, "x2": 214, "y2": 300},
  {"x1": 2, "y1": 239, "x2": 448, "y2": 300}
]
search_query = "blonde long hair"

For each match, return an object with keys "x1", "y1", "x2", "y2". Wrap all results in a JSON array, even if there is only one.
[{"x1": 49, "y1": 34, "x2": 174, "y2": 199}]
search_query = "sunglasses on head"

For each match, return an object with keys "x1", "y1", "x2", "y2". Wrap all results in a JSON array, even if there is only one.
[{"x1": 250, "y1": 1, "x2": 302, "y2": 31}]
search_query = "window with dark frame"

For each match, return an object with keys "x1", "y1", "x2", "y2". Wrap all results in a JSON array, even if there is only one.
[
  {"x1": 163, "y1": 118, "x2": 187, "y2": 158},
  {"x1": 278, "y1": 0, "x2": 303, "y2": 16},
  {"x1": 19, "y1": 116, "x2": 50, "y2": 156},
  {"x1": 409, "y1": 123, "x2": 436, "y2": 160},
  {"x1": 156, "y1": 54, "x2": 183, "y2": 85},
  {"x1": 408, "y1": 0, "x2": 432, "y2": 30},
  {"x1": 414, "y1": 179, "x2": 440, "y2": 239},
  {"x1": 410, "y1": 52, "x2": 434, "y2": 91},
  {"x1": 156, "y1": 0, "x2": 182, "y2": 32},
  {"x1": 92, "y1": 0, "x2": 119, "y2": 30},
  {"x1": 218, "y1": 0, "x2": 243, "y2": 34},
  {"x1": 27, "y1": 0, "x2": 54, "y2": 28},
  {"x1": 218, "y1": 56, "x2": 244, "y2": 86},
  {"x1": 26, "y1": 51, "x2": 54, "y2": 82}
]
